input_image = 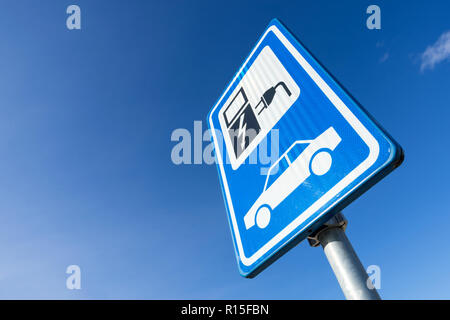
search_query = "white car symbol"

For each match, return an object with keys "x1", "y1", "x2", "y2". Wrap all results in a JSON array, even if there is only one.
[{"x1": 243, "y1": 127, "x2": 342, "y2": 230}]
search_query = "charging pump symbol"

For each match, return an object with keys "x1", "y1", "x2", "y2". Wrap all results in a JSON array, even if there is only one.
[{"x1": 223, "y1": 81, "x2": 292, "y2": 159}]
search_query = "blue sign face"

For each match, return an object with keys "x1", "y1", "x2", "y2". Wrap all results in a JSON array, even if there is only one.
[{"x1": 207, "y1": 19, "x2": 403, "y2": 278}]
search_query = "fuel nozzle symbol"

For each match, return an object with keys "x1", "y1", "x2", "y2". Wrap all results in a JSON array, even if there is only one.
[{"x1": 255, "y1": 81, "x2": 291, "y2": 115}]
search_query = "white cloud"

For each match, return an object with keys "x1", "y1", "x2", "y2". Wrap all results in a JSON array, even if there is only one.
[{"x1": 420, "y1": 31, "x2": 450, "y2": 72}]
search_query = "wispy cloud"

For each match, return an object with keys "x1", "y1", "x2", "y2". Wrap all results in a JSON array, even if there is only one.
[{"x1": 420, "y1": 31, "x2": 450, "y2": 72}]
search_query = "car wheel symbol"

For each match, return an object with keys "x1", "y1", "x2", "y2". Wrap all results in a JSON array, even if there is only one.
[
  {"x1": 256, "y1": 205, "x2": 272, "y2": 228},
  {"x1": 310, "y1": 150, "x2": 333, "y2": 176}
]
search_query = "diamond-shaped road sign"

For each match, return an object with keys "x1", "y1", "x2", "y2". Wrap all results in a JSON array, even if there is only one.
[{"x1": 207, "y1": 19, "x2": 403, "y2": 278}]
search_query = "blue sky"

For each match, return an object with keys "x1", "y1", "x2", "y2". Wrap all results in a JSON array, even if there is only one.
[{"x1": 0, "y1": 0, "x2": 448, "y2": 299}]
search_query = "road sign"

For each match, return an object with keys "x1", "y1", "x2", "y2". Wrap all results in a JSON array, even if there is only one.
[{"x1": 207, "y1": 19, "x2": 403, "y2": 278}]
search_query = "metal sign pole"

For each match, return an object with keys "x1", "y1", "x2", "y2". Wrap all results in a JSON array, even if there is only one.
[{"x1": 308, "y1": 213, "x2": 381, "y2": 300}]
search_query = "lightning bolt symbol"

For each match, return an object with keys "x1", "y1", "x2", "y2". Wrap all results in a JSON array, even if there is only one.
[{"x1": 237, "y1": 113, "x2": 247, "y2": 150}]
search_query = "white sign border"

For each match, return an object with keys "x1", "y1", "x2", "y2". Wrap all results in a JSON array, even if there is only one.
[{"x1": 209, "y1": 25, "x2": 380, "y2": 268}]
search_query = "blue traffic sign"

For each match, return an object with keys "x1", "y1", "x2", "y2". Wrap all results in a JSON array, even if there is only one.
[{"x1": 207, "y1": 19, "x2": 403, "y2": 278}]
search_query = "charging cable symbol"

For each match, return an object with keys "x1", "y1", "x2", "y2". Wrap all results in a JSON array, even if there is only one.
[{"x1": 255, "y1": 81, "x2": 291, "y2": 115}]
